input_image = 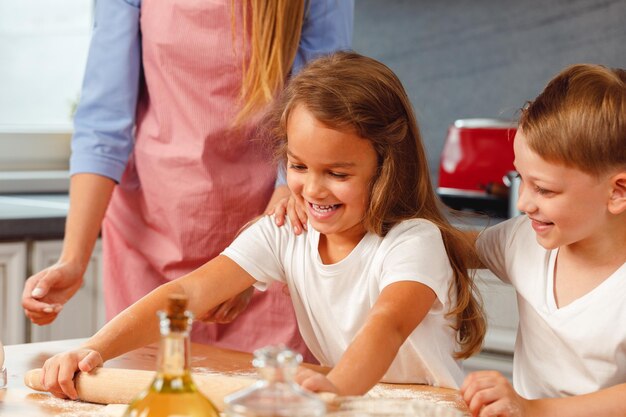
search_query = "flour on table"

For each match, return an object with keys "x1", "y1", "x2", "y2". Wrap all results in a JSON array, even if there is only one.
[
  {"x1": 361, "y1": 385, "x2": 466, "y2": 416},
  {"x1": 191, "y1": 367, "x2": 257, "y2": 379},
  {"x1": 103, "y1": 403, "x2": 129, "y2": 416},
  {"x1": 27, "y1": 393, "x2": 127, "y2": 417}
]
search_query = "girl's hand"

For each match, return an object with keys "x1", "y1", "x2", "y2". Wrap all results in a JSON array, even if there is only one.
[
  {"x1": 295, "y1": 367, "x2": 339, "y2": 394},
  {"x1": 266, "y1": 195, "x2": 308, "y2": 235},
  {"x1": 461, "y1": 371, "x2": 529, "y2": 417},
  {"x1": 199, "y1": 287, "x2": 254, "y2": 323},
  {"x1": 41, "y1": 348, "x2": 103, "y2": 400},
  {"x1": 22, "y1": 261, "x2": 85, "y2": 325}
]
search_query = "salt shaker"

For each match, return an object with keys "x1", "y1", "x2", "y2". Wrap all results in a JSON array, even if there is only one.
[
  {"x1": 224, "y1": 346, "x2": 325, "y2": 417},
  {"x1": 0, "y1": 338, "x2": 6, "y2": 388}
]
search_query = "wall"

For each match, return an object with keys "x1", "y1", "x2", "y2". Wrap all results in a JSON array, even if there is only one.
[
  {"x1": 0, "y1": 0, "x2": 91, "y2": 127},
  {"x1": 352, "y1": 0, "x2": 626, "y2": 182}
]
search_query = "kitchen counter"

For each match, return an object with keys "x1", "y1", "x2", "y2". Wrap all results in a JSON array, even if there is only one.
[
  {"x1": 0, "y1": 192, "x2": 504, "y2": 242},
  {"x1": 0, "y1": 339, "x2": 469, "y2": 416},
  {"x1": 0, "y1": 194, "x2": 68, "y2": 241}
]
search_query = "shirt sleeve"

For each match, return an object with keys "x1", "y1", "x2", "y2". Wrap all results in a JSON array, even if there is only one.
[
  {"x1": 69, "y1": 0, "x2": 142, "y2": 182},
  {"x1": 378, "y1": 220, "x2": 454, "y2": 309},
  {"x1": 291, "y1": 0, "x2": 354, "y2": 75},
  {"x1": 221, "y1": 215, "x2": 287, "y2": 291},
  {"x1": 476, "y1": 216, "x2": 527, "y2": 284}
]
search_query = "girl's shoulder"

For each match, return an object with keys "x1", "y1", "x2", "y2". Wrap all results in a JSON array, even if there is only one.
[{"x1": 384, "y1": 218, "x2": 444, "y2": 240}]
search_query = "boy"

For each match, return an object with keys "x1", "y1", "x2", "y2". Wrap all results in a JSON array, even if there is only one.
[{"x1": 461, "y1": 64, "x2": 626, "y2": 416}]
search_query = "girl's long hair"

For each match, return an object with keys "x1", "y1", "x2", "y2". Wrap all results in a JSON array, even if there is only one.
[
  {"x1": 265, "y1": 52, "x2": 486, "y2": 359},
  {"x1": 232, "y1": 0, "x2": 305, "y2": 125}
]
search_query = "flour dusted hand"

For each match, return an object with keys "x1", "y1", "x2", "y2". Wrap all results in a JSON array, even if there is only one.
[{"x1": 461, "y1": 371, "x2": 529, "y2": 417}]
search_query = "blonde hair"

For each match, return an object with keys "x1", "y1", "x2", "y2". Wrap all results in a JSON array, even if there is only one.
[
  {"x1": 520, "y1": 64, "x2": 626, "y2": 175},
  {"x1": 232, "y1": 0, "x2": 305, "y2": 125},
  {"x1": 265, "y1": 52, "x2": 486, "y2": 359}
]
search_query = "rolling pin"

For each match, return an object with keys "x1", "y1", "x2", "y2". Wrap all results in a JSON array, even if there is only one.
[{"x1": 24, "y1": 367, "x2": 255, "y2": 410}]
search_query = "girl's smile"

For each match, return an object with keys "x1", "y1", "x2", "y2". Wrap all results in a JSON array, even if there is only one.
[
  {"x1": 308, "y1": 202, "x2": 342, "y2": 219},
  {"x1": 286, "y1": 104, "x2": 378, "y2": 249}
]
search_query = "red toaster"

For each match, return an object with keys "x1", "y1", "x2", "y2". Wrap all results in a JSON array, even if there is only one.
[{"x1": 438, "y1": 118, "x2": 516, "y2": 195}]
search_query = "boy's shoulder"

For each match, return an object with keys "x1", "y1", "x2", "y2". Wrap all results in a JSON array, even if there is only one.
[{"x1": 480, "y1": 215, "x2": 533, "y2": 243}]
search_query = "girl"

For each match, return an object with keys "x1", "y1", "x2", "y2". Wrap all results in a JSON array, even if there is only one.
[{"x1": 40, "y1": 52, "x2": 485, "y2": 399}]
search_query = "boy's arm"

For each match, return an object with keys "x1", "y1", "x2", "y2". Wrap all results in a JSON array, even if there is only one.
[
  {"x1": 528, "y1": 384, "x2": 626, "y2": 417},
  {"x1": 297, "y1": 281, "x2": 436, "y2": 395},
  {"x1": 462, "y1": 370, "x2": 626, "y2": 417},
  {"x1": 41, "y1": 255, "x2": 256, "y2": 399}
]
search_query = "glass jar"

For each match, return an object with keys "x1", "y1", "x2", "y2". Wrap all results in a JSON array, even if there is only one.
[{"x1": 224, "y1": 345, "x2": 325, "y2": 417}]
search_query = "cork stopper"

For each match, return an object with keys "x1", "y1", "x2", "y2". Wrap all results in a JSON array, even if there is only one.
[{"x1": 167, "y1": 294, "x2": 189, "y2": 331}]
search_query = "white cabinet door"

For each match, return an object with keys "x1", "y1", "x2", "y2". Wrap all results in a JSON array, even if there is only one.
[
  {"x1": 29, "y1": 240, "x2": 105, "y2": 342},
  {"x1": 0, "y1": 242, "x2": 27, "y2": 344}
]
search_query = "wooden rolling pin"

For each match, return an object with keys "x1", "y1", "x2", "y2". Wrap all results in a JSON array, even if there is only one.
[{"x1": 24, "y1": 367, "x2": 255, "y2": 410}]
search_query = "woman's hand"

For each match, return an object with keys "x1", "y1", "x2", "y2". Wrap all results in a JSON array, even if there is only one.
[
  {"x1": 41, "y1": 348, "x2": 103, "y2": 399},
  {"x1": 266, "y1": 192, "x2": 308, "y2": 235},
  {"x1": 295, "y1": 367, "x2": 340, "y2": 394},
  {"x1": 22, "y1": 261, "x2": 85, "y2": 325},
  {"x1": 198, "y1": 286, "x2": 254, "y2": 323},
  {"x1": 461, "y1": 371, "x2": 529, "y2": 417}
]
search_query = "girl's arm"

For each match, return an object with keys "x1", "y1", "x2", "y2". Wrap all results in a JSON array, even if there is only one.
[
  {"x1": 41, "y1": 255, "x2": 256, "y2": 399},
  {"x1": 462, "y1": 371, "x2": 626, "y2": 417},
  {"x1": 297, "y1": 281, "x2": 436, "y2": 395}
]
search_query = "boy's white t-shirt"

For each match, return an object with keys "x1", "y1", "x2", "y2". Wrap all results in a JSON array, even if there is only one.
[
  {"x1": 223, "y1": 215, "x2": 464, "y2": 388},
  {"x1": 477, "y1": 215, "x2": 626, "y2": 398}
]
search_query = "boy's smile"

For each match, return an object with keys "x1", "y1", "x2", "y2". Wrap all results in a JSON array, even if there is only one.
[
  {"x1": 285, "y1": 104, "x2": 378, "y2": 249},
  {"x1": 514, "y1": 130, "x2": 616, "y2": 251}
]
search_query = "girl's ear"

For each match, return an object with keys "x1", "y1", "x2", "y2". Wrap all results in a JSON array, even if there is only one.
[{"x1": 608, "y1": 171, "x2": 626, "y2": 214}]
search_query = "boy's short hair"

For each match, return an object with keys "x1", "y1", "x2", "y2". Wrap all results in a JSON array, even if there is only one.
[{"x1": 520, "y1": 64, "x2": 626, "y2": 176}]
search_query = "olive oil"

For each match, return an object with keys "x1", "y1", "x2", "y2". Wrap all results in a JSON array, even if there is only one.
[{"x1": 123, "y1": 294, "x2": 219, "y2": 417}]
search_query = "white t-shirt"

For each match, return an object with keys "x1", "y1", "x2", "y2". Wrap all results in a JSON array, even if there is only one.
[
  {"x1": 477, "y1": 215, "x2": 626, "y2": 398},
  {"x1": 223, "y1": 215, "x2": 464, "y2": 388}
]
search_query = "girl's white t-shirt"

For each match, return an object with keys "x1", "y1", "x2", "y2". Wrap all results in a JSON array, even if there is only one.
[
  {"x1": 223, "y1": 215, "x2": 464, "y2": 388},
  {"x1": 477, "y1": 215, "x2": 626, "y2": 398}
]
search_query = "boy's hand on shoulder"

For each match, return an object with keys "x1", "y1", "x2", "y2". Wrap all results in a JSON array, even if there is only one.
[
  {"x1": 461, "y1": 371, "x2": 529, "y2": 417},
  {"x1": 41, "y1": 348, "x2": 103, "y2": 400},
  {"x1": 295, "y1": 367, "x2": 339, "y2": 394}
]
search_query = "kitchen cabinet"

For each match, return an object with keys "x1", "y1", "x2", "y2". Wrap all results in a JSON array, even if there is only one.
[
  {"x1": 463, "y1": 269, "x2": 519, "y2": 380},
  {"x1": 29, "y1": 240, "x2": 105, "y2": 342},
  {"x1": 0, "y1": 242, "x2": 27, "y2": 344}
]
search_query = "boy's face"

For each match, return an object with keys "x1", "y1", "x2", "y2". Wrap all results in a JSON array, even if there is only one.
[
  {"x1": 513, "y1": 130, "x2": 615, "y2": 250},
  {"x1": 285, "y1": 104, "x2": 378, "y2": 244}
]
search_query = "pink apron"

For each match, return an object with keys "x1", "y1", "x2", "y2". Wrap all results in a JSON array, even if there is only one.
[{"x1": 101, "y1": 0, "x2": 313, "y2": 361}]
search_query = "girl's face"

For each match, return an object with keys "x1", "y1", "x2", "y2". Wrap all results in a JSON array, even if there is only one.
[
  {"x1": 286, "y1": 104, "x2": 378, "y2": 243},
  {"x1": 514, "y1": 130, "x2": 614, "y2": 250}
]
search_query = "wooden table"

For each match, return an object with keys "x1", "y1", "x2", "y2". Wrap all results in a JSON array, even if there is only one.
[{"x1": 0, "y1": 339, "x2": 469, "y2": 416}]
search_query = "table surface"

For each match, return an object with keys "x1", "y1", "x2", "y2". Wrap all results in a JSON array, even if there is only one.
[{"x1": 0, "y1": 339, "x2": 470, "y2": 416}]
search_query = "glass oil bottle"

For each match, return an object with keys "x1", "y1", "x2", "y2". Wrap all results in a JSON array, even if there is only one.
[
  {"x1": 224, "y1": 345, "x2": 326, "y2": 417},
  {"x1": 123, "y1": 294, "x2": 219, "y2": 417}
]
